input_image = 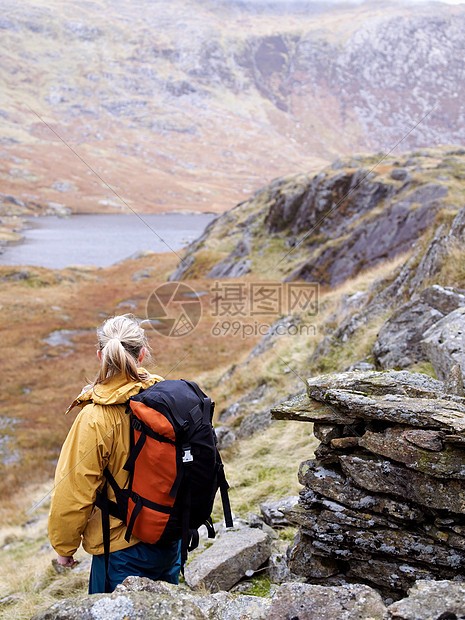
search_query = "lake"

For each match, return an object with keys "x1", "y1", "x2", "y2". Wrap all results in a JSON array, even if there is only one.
[{"x1": 0, "y1": 213, "x2": 216, "y2": 269}]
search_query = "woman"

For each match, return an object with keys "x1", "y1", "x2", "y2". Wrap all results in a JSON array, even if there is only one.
[{"x1": 48, "y1": 314, "x2": 181, "y2": 593}]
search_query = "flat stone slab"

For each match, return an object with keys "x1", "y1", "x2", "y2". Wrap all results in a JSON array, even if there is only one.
[
  {"x1": 340, "y1": 453, "x2": 465, "y2": 514},
  {"x1": 271, "y1": 392, "x2": 357, "y2": 424},
  {"x1": 359, "y1": 426, "x2": 465, "y2": 478},
  {"x1": 314, "y1": 389, "x2": 465, "y2": 434},
  {"x1": 266, "y1": 582, "x2": 386, "y2": 620},
  {"x1": 306, "y1": 370, "x2": 444, "y2": 400},
  {"x1": 298, "y1": 460, "x2": 425, "y2": 522},
  {"x1": 372, "y1": 299, "x2": 443, "y2": 369},
  {"x1": 184, "y1": 527, "x2": 271, "y2": 593}
]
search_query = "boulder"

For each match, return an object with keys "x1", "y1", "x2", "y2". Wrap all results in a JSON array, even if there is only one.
[
  {"x1": 237, "y1": 411, "x2": 271, "y2": 439},
  {"x1": 386, "y1": 580, "x2": 465, "y2": 620},
  {"x1": 422, "y1": 307, "x2": 465, "y2": 381},
  {"x1": 218, "y1": 383, "x2": 269, "y2": 422},
  {"x1": 184, "y1": 527, "x2": 272, "y2": 592},
  {"x1": 214, "y1": 426, "x2": 236, "y2": 450},
  {"x1": 421, "y1": 285, "x2": 465, "y2": 315},
  {"x1": 372, "y1": 299, "x2": 443, "y2": 369},
  {"x1": 260, "y1": 496, "x2": 299, "y2": 528},
  {"x1": 266, "y1": 583, "x2": 386, "y2": 620},
  {"x1": 30, "y1": 590, "x2": 207, "y2": 620},
  {"x1": 390, "y1": 168, "x2": 411, "y2": 182}
]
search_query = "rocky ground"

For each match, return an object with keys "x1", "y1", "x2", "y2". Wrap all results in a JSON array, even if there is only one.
[{"x1": 29, "y1": 576, "x2": 465, "y2": 620}]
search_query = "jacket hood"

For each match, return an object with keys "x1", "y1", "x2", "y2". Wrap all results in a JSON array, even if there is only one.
[{"x1": 65, "y1": 369, "x2": 163, "y2": 413}]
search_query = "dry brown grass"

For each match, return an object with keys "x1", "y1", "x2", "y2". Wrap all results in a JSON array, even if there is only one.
[{"x1": 433, "y1": 241, "x2": 465, "y2": 290}]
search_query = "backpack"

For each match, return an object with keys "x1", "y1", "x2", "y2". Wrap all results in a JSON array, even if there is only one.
[{"x1": 95, "y1": 379, "x2": 233, "y2": 591}]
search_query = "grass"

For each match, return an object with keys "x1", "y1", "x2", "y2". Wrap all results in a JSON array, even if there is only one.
[
  {"x1": 247, "y1": 574, "x2": 273, "y2": 597},
  {"x1": 432, "y1": 241, "x2": 465, "y2": 290},
  {"x1": 0, "y1": 482, "x2": 89, "y2": 620},
  {"x1": 219, "y1": 420, "x2": 317, "y2": 518}
]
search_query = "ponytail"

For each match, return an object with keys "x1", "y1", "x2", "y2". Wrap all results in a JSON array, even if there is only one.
[{"x1": 93, "y1": 315, "x2": 150, "y2": 387}]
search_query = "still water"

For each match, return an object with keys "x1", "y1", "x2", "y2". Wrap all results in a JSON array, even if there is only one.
[{"x1": 0, "y1": 213, "x2": 216, "y2": 269}]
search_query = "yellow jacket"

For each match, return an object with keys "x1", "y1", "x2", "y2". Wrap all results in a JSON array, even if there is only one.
[{"x1": 48, "y1": 370, "x2": 163, "y2": 557}]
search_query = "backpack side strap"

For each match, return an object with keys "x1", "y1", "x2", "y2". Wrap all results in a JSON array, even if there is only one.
[{"x1": 218, "y1": 462, "x2": 234, "y2": 528}]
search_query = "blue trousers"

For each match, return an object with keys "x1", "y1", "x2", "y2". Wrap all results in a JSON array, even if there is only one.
[{"x1": 88, "y1": 540, "x2": 181, "y2": 594}]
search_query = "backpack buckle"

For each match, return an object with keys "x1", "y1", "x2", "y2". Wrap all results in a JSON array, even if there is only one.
[
  {"x1": 132, "y1": 417, "x2": 142, "y2": 431},
  {"x1": 182, "y1": 448, "x2": 193, "y2": 463}
]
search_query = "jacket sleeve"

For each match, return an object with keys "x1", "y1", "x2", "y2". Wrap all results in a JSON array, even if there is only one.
[{"x1": 48, "y1": 403, "x2": 116, "y2": 556}]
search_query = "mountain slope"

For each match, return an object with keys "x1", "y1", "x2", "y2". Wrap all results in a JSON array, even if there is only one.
[{"x1": 1, "y1": 0, "x2": 465, "y2": 214}]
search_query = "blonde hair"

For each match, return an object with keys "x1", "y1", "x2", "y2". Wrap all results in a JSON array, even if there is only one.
[{"x1": 93, "y1": 314, "x2": 150, "y2": 386}]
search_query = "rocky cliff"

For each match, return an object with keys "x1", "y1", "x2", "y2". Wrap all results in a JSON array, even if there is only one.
[{"x1": 171, "y1": 146, "x2": 465, "y2": 286}]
